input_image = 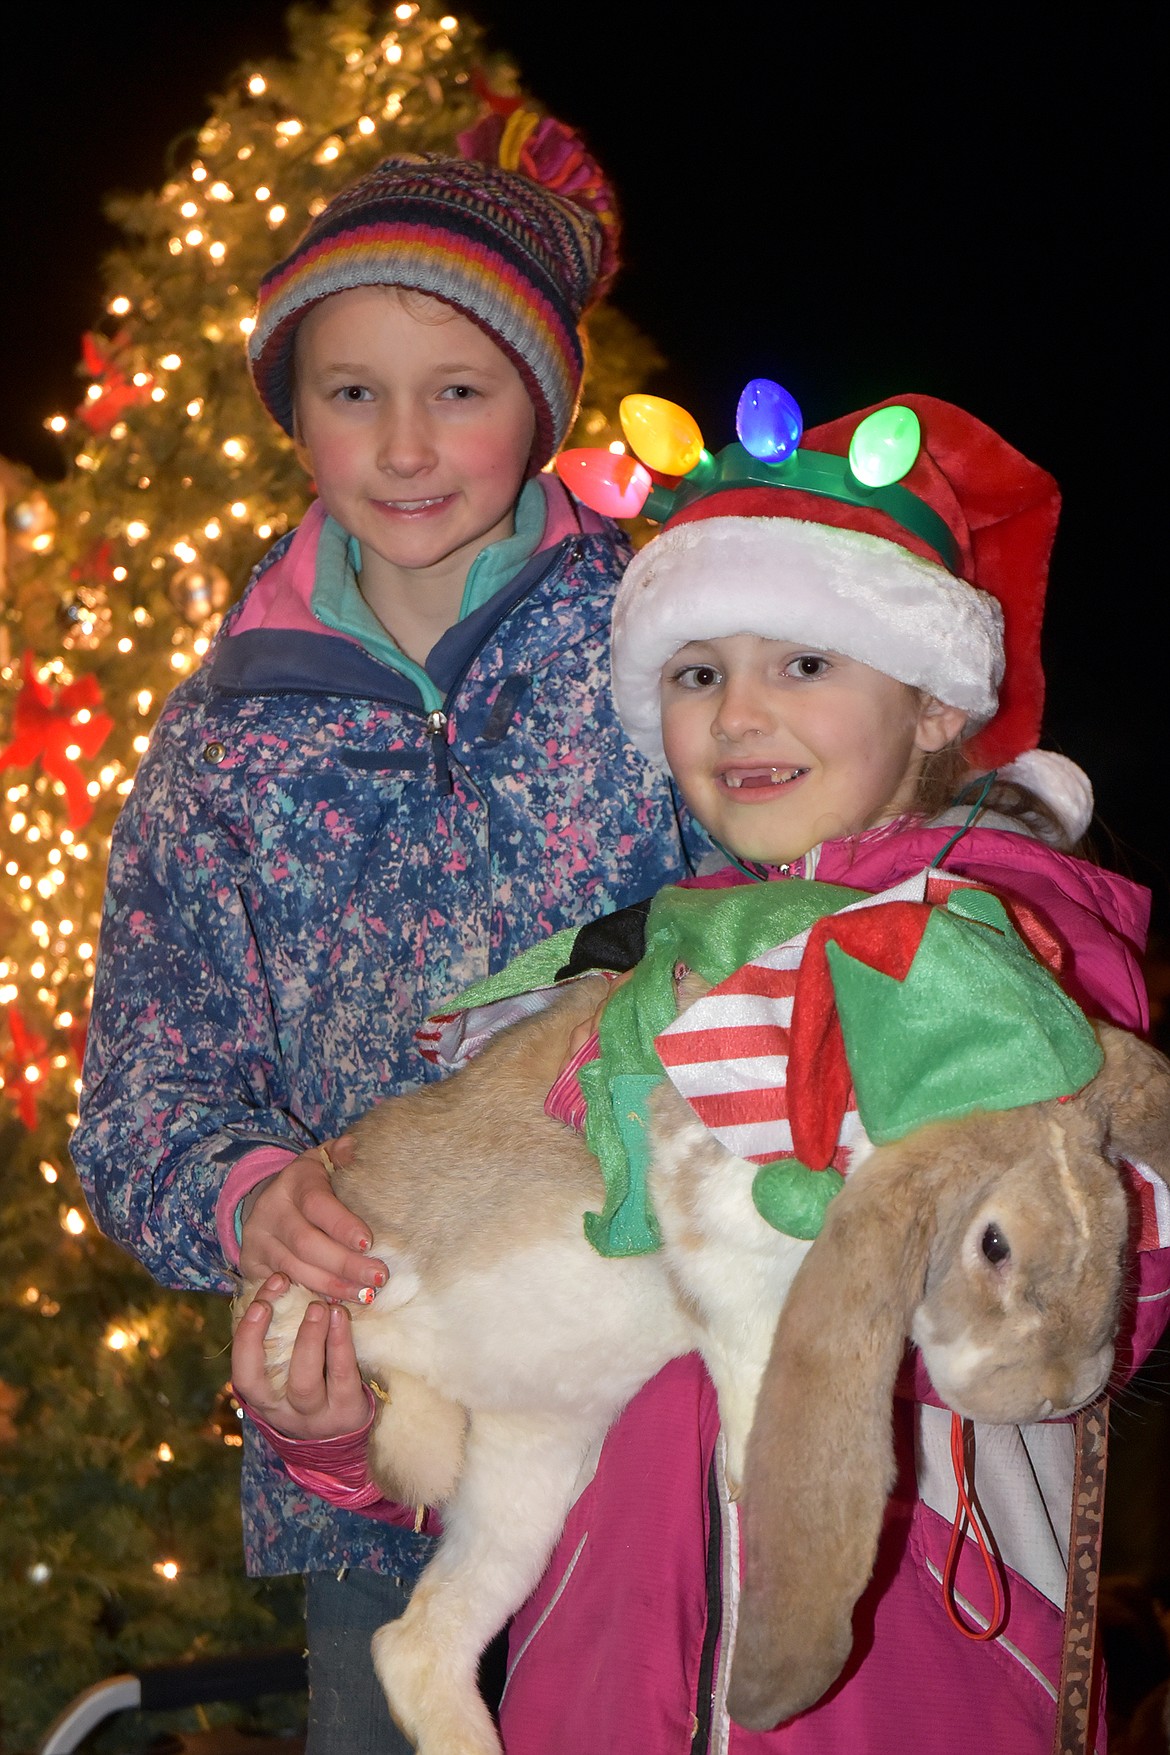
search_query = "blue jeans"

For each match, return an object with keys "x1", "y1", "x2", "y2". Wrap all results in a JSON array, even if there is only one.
[{"x1": 304, "y1": 1569, "x2": 415, "y2": 1755}]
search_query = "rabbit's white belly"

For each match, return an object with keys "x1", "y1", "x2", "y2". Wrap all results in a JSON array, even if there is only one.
[{"x1": 354, "y1": 1233, "x2": 695, "y2": 1419}]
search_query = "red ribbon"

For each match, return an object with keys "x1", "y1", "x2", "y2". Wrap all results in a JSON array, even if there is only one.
[
  {"x1": 2, "y1": 1007, "x2": 50, "y2": 1130},
  {"x1": 0, "y1": 651, "x2": 113, "y2": 827}
]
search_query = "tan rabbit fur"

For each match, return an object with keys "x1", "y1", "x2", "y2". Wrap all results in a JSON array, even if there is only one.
[
  {"x1": 727, "y1": 1023, "x2": 1170, "y2": 1733},
  {"x1": 236, "y1": 979, "x2": 1170, "y2": 1753}
]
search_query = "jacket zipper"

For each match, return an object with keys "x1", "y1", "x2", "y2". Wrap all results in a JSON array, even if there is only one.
[{"x1": 419, "y1": 537, "x2": 585, "y2": 794}]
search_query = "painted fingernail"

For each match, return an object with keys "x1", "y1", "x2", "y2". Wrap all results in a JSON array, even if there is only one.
[
  {"x1": 357, "y1": 1237, "x2": 371, "y2": 1253},
  {"x1": 372, "y1": 1269, "x2": 388, "y2": 1287},
  {"x1": 356, "y1": 1286, "x2": 377, "y2": 1306}
]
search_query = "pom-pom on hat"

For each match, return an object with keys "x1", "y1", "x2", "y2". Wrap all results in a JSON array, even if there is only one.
[
  {"x1": 248, "y1": 109, "x2": 619, "y2": 469},
  {"x1": 609, "y1": 394, "x2": 1060, "y2": 776}
]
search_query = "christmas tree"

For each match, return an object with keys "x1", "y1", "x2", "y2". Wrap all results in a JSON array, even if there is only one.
[{"x1": 0, "y1": 4, "x2": 658, "y2": 1746}]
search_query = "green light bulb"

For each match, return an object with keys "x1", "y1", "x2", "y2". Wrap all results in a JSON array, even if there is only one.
[{"x1": 848, "y1": 405, "x2": 921, "y2": 488}]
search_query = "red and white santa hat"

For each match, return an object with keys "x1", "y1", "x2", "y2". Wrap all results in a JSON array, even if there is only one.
[{"x1": 609, "y1": 394, "x2": 1092, "y2": 839}]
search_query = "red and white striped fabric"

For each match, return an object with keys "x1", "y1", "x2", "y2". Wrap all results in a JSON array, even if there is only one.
[
  {"x1": 1128, "y1": 1161, "x2": 1170, "y2": 1252},
  {"x1": 655, "y1": 870, "x2": 945, "y2": 1169}
]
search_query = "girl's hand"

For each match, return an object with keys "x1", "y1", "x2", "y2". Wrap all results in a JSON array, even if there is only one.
[
  {"x1": 232, "y1": 1274, "x2": 371, "y2": 1441},
  {"x1": 238, "y1": 1138, "x2": 387, "y2": 1302}
]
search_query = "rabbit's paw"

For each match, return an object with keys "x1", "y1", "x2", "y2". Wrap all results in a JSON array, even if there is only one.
[
  {"x1": 252, "y1": 1282, "x2": 316, "y2": 1398},
  {"x1": 372, "y1": 1617, "x2": 501, "y2": 1755}
]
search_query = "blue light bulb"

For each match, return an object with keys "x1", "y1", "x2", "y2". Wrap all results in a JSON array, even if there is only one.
[{"x1": 735, "y1": 379, "x2": 803, "y2": 463}]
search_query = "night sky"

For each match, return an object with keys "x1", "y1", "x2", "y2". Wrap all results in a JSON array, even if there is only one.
[{"x1": 1, "y1": 6, "x2": 1162, "y2": 929}]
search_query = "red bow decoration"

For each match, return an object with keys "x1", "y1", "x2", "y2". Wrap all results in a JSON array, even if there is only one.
[
  {"x1": 2, "y1": 1007, "x2": 50, "y2": 1130},
  {"x1": 0, "y1": 651, "x2": 114, "y2": 826},
  {"x1": 76, "y1": 331, "x2": 151, "y2": 435},
  {"x1": 467, "y1": 67, "x2": 524, "y2": 118},
  {"x1": 69, "y1": 539, "x2": 116, "y2": 587},
  {"x1": 69, "y1": 1014, "x2": 90, "y2": 1077}
]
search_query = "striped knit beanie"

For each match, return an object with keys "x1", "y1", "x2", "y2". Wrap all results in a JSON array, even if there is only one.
[{"x1": 249, "y1": 110, "x2": 619, "y2": 469}]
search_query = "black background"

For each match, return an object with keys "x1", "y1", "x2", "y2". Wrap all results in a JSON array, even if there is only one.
[{"x1": 1, "y1": 5, "x2": 1162, "y2": 928}]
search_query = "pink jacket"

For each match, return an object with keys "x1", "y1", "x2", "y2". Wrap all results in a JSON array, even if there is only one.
[{"x1": 264, "y1": 825, "x2": 1168, "y2": 1752}]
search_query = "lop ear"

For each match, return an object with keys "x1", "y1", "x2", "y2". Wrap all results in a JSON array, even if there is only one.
[
  {"x1": 1084, "y1": 1023, "x2": 1170, "y2": 1183},
  {"x1": 728, "y1": 1141, "x2": 937, "y2": 1731}
]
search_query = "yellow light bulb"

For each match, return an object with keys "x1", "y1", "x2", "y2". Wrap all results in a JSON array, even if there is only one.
[
  {"x1": 619, "y1": 395, "x2": 705, "y2": 475},
  {"x1": 157, "y1": 1443, "x2": 174, "y2": 1462},
  {"x1": 248, "y1": 73, "x2": 267, "y2": 95},
  {"x1": 159, "y1": 353, "x2": 182, "y2": 370},
  {"x1": 108, "y1": 296, "x2": 132, "y2": 316},
  {"x1": 47, "y1": 415, "x2": 67, "y2": 432},
  {"x1": 357, "y1": 116, "x2": 376, "y2": 136},
  {"x1": 208, "y1": 181, "x2": 232, "y2": 201},
  {"x1": 267, "y1": 204, "x2": 287, "y2": 228},
  {"x1": 106, "y1": 1327, "x2": 130, "y2": 1351},
  {"x1": 209, "y1": 242, "x2": 227, "y2": 263},
  {"x1": 63, "y1": 1208, "x2": 86, "y2": 1235}
]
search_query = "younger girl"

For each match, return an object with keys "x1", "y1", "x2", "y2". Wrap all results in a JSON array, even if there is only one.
[{"x1": 233, "y1": 394, "x2": 1168, "y2": 1751}]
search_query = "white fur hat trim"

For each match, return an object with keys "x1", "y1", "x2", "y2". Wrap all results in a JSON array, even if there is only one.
[
  {"x1": 611, "y1": 516, "x2": 1005, "y2": 769},
  {"x1": 997, "y1": 749, "x2": 1095, "y2": 842}
]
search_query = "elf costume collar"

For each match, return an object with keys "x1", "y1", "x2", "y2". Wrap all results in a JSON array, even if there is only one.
[{"x1": 419, "y1": 869, "x2": 1101, "y2": 1257}]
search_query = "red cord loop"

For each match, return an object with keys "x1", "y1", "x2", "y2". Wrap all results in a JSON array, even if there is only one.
[{"x1": 942, "y1": 1412, "x2": 1008, "y2": 1640}]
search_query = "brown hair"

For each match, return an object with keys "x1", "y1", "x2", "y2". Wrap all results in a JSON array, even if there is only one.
[{"x1": 915, "y1": 741, "x2": 1084, "y2": 854}]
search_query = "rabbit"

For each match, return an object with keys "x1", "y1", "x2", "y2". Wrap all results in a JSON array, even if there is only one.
[
  {"x1": 237, "y1": 973, "x2": 702, "y2": 1755},
  {"x1": 236, "y1": 970, "x2": 1170, "y2": 1754},
  {"x1": 725, "y1": 1021, "x2": 1170, "y2": 1732}
]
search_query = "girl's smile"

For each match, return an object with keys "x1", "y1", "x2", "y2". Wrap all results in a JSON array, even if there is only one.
[{"x1": 660, "y1": 633, "x2": 966, "y2": 866}]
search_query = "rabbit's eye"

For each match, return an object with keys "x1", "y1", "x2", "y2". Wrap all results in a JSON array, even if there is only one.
[{"x1": 981, "y1": 1223, "x2": 1010, "y2": 1266}]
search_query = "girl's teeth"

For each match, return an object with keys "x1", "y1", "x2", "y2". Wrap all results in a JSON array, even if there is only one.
[{"x1": 724, "y1": 768, "x2": 803, "y2": 789}]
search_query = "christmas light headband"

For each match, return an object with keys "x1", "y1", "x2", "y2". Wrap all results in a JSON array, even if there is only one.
[{"x1": 555, "y1": 380, "x2": 961, "y2": 574}]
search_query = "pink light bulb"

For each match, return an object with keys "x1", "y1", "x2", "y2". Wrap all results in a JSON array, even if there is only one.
[{"x1": 554, "y1": 449, "x2": 652, "y2": 518}]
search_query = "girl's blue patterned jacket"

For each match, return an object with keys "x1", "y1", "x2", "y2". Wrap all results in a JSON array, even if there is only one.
[{"x1": 73, "y1": 488, "x2": 702, "y2": 1579}]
